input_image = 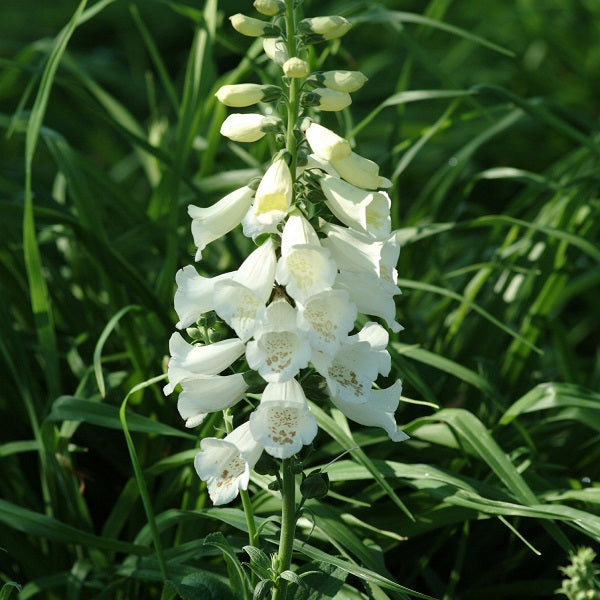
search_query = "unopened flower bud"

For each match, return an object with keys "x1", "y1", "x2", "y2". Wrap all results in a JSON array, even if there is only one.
[
  {"x1": 309, "y1": 70, "x2": 368, "y2": 93},
  {"x1": 215, "y1": 83, "x2": 281, "y2": 107},
  {"x1": 230, "y1": 13, "x2": 280, "y2": 38},
  {"x1": 330, "y1": 151, "x2": 380, "y2": 189},
  {"x1": 298, "y1": 16, "x2": 352, "y2": 41},
  {"x1": 302, "y1": 88, "x2": 351, "y2": 111},
  {"x1": 220, "y1": 113, "x2": 282, "y2": 142},
  {"x1": 253, "y1": 0, "x2": 283, "y2": 16},
  {"x1": 305, "y1": 122, "x2": 351, "y2": 161},
  {"x1": 283, "y1": 57, "x2": 310, "y2": 79}
]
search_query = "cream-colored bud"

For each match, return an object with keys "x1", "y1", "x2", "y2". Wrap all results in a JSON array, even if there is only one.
[
  {"x1": 253, "y1": 0, "x2": 282, "y2": 16},
  {"x1": 230, "y1": 13, "x2": 279, "y2": 37},
  {"x1": 283, "y1": 57, "x2": 310, "y2": 79},
  {"x1": 220, "y1": 113, "x2": 281, "y2": 142},
  {"x1": 304, "y1": 88, "x2": 351, "y2": 111},
  {"x1": 263, "y1": 37, "x2": 288, "y2": 65},
  {"x1": 254, "y1": 159, "x2": 293, "y2": 224},
  {"x1": 321, "y1": 70, "x2": 368, "y2": 93},
  {"x1": 305, "y1": 122, "x2": 351, "y2": 161},
  {"x1": 215, "y1": 83, "x2": 279, "y2": 107},
  {"x1": 330, "y1": 151, "x2": 380, "y2": 189},
  {"x1": 299, "y1": 16, "x2": 352, "y2": 40}
]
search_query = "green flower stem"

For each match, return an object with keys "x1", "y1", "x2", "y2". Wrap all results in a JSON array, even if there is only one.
[
  {"x1": 240, "y1": 488, "x2": 259, "y2": 548},
  {"x1": 273, "y1": 458, "x2": 297, "y2": 600},
  {"x1": 284, "y1": 0, "x2": 300, "y2": 181}
]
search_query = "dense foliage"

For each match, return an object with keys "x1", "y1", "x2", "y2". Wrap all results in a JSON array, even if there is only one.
[{"x1": 0, "y1": 0, "x2": 598, "y2": 598}]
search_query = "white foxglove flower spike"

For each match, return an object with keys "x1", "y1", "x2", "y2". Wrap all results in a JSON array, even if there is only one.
[
  {"x1": 249, "y1": 379, "x2": 318, "y2": 458},
  {"x1": 188, "y1": 186, "x2": 254, "y2": 260},
  {"x1": 194, "y1": 422, "x2": 263, "y2": 505},
  {"x1": 164, "y1": 332, "x2": 246, "y2": 395},
  {"x1": 331, "y1": 380, "x2": 409, "y2": 442}
]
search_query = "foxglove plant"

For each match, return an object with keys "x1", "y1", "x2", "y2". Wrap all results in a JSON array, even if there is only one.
[{"x1": 164, "y1": 0, "x2": 408, "y2": 596}]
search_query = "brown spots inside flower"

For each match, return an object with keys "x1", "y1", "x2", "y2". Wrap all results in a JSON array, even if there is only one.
[
  {"x1": 216, "y1": 456, "x2": 245, "y2": 488},
  {"x1": 267, "y1": 407, "x2": 298, "y2": 446},
  {"x1": 329, "y1": 362, "x2": 364, "y2": 397},
  {"x1": 263, "y1": 332, "x2": 295, "y2": 373}
]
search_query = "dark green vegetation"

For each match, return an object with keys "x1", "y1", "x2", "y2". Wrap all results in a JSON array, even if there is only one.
[{"x1": 1, "y1": 0, "x2": 599, "y2": 598}]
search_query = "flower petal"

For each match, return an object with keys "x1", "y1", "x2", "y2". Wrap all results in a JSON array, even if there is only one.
[{"x1": 249, "y1": 379, "x2": 318, "y2": 458}]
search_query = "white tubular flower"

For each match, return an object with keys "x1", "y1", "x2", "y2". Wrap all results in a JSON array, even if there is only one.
[
  {"x1": 194, "y1": 422, "x2": 263, "y2": 506},
  {"x1": 213, "y1": 237, "x2": 277, "y2": 341},
  {"x1": 263, "y1": 37, "x2": 288, "y2": 65},
  {"x1": 298, "y1": 16, "x2": 352, "y2": 41},
  {"x1": 321, "y1": 222, "x2": 399, "y2": 282},
  {"x1": 283, "y1": 57, "x2": 310, "y2": 79},
  {"x1": 245, "y1": 298, "x2": 311, "y2": 382},
  {"x1": 349, "y1": 321, "x2": 391, "y2": 376},
  {"x1": 297, "y1": 289, "x2": 357, "y2": 354},
  {"x1": 241, "y1": 203, "x2": 281, "y2": 240},
  {"x1": 249, "y1": 379, "x2": 318, "y2": 459},
  {"x1": 304, "y1": 88, "x2": 352, "y2": 112},
  {"x1": 188, "y1": 186, "x2": 254, "y2": 260},
  {"x1": 317, "y1": 70, "x2": 368, "y2": 93},
  {"x1": 164, "y1": 332, "x2": 245, "y2": 395},
  {"x1": 177, "y1": 374, "x2": 248, "y2": 428},
  {"x1": 330, "y1": 380, "x2": 409, "y2": 442},
  {"x1": 276, "y1": 215, "x2": 337, "y2": 302},
  {"x1": 253, "y1": 0, "x2": 283, "y2": 17},
  {"x1": 305, "y1": 122, "x2": 351, "y2": 162},
  {"x1": 254, "y1": 159, "x2": 293, "y2": 226},
  {"x1": 174, "y1": 265, "x2": 233, "y2": 329},
  {"x1": 215, "y1": 83, "x2": 280, "y2": 107},
  {"x1": 330, "y1": 152, "x2": 381, "y2": 190},
  {"x1": 320, "y1": 175, "x2": 391, "y2": 239},
  {"x1": 220, "y1": 113, "x2": 281, "y2": 143},
  {"x1": 335, "y1": 270, "x2": 403, "y2": 332},
  {"x1": 312, "y1": 337, "x2": 380, "y2": 404},
  {"x1": 230, "y1": 13, "x2": 280, "y2": 37}
]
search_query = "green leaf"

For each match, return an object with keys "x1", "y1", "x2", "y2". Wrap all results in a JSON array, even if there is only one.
[
  {"x1": 176, "y1": 572, "x2": 238, "y2": 600},
  {"x1": 0, "y1": 582, "x2": 21, "y2": 600},
  {"x1": 0, "y1": 498, "x2": 149, "y2": 555},
  {"x1": 46, "y1": 394, "x2": 194, "y2": 439},
  {"x1": 203, "y1": 533, "x2": 250, "y2": 599}
]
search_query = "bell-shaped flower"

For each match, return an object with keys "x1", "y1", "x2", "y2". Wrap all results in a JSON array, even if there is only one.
[
  {"x1": 276, "y1": 214, "x2": 337, "y2": 303},
  {"x1": 188, "y1": 186, "x2": 254, "y2": 260},
  {"x1": 311, "y1": 337, "x2": 381, "y2": 404},
  {"x1": 330, "y1": 380, "x2": 409, "y2": 442},
  {"x1": 283, "y1": 57, "x2": 310, "y2": 78},
  {"x1": 246, "y1": 298, "x2": 311, "y2": 382},
  {"x1": 320, "y1": 175, "x2": 391, "y2": 239},
  {"x1": 249, "y1": 379, "x2": 318, "y2": 459},
  {"x1": 230, "y1": 13, "x2": 280, "y2": 37},
  {"x1": 177, "y1": 373, "x2": 248, "y2": 428},
  {"x1": 220, "y1": 113, "x2": 282, "y2": 143},
  {"x1": 349, "y1": 321, "x2": 391, "y2": 376},
  {"x1": 241, "y1": 203, "x2": 281, "y2": 240},
  {"x1": 254, "y1": 0, "x2": 283, "y2": 17},
  {"x1": 174, "y1": 265, "x2": 233, "y2": 329},
  {"x1": 194, "y1": 422, "x2": 263, "y2": 505},
  {"x1": 302, "y1": 88, "x2": 351, "y2": 112},
  {"x1": 308, "y1": 70, "x2": 368, "y2": 93},
  {"x1": 296, "y1": 289, "x2": 357, "y2": 354},
  {"x1": 298, "y1": 16, "x2": 352, "y2": 41},
  {"x1": 163, "y1": 332, "x2": 246, "y2": 395},
  {"x1": 215, "y1": 83, "x2": 281, "y2": 107},
  {"x1": 253, "y1": 158, "x2": 293, "y2": 226},
  {"x1": 329, "y1": 152, "x2": 381, "y2": 190},
  {"x1": 213, "y1": 237, "x2": 277, "y2": 341},
  {"x1": 335, "y1": 270, "x2": 402, "y2": 332},
  {"x1": 321, "y1": 222, "x2": 399, "y2": 283},
  {"x1": 305, "y1": 122, "x2": 351, "y2": 162}
]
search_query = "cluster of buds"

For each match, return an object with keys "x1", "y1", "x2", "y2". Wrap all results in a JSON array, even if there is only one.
[{"x1": 164, "y1": 0, "x2": 408, "y2": 506}]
